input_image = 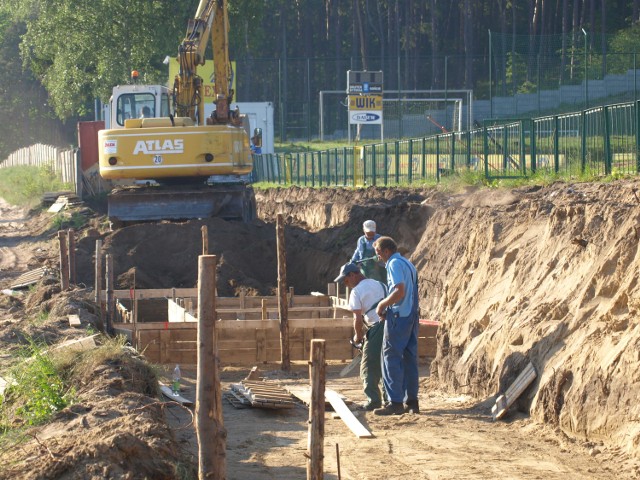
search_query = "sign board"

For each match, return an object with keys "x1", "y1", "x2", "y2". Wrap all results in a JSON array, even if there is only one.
[
  {"x1": 347, "y1": 71, "x2": 383, "y2": 126},
  {"x1": 349, "y1": 95, "x2": 382, "y2": 110},
  {"x1": 349, "y1": 111, "x2": 383, "y2": 124},
  {"x1": 168, "y1": 58, "x2": 237, "y2": 103}
]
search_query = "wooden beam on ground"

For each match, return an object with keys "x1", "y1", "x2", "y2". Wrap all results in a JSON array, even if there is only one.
[
  {"x1": 277, "y1": 213, "x2": 290, "y2": 371},
  {"x1": 58, "y1": 230, "x2": 69, "y2": 291},
  {"x1": 9, "y1": 267, "x2": 51, "y2": 290},
  {"x1": 160, "y1": 384, "x2": 193, "y2": 406},
  {"x1": 325, "y1": 390, "x2": 372, "y2": 438},
  {"x1": 196, "y1": 255, "x2": 226, "y2": 479},
  {"x1": 492, "y1": 362, "x2": 537, "y2": 421},
  {"x1": 50, "y1": 334, "x2": 98, "y2": 354},
  {"x1": 307, "y1": 339, "x2": 325, "y2": 480}
]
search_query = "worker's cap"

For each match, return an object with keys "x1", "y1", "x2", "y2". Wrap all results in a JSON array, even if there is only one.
[
  {"x1": 333, "y1": 263, "x2": 360, "y2": 283},
  {"x1": 363, "y1": 220, "x2": 376, "y2": 232}
]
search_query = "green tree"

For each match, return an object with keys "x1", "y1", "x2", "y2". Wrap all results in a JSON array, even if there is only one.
[{"x1": 15, "y1": 0, "x2": 193, "y2": 119}]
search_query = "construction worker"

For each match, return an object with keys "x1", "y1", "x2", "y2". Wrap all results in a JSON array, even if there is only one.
[
  {"x1": 351, "y1": 220, "x2": 387, "y2": 283},
  {"x1": 373, "y1": 236, "x2": 420, "y2": 416},
  {"x1": 334, "y1": 262, "x2": 387, "y2": 411}
]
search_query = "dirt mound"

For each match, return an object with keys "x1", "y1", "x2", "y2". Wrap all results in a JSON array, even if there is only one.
[
  {"x1": 0, "y1": 344, "x2": 193, "y2": 480},
  {"x1": 415, "y1": 180, "x2": 640, "y2": 460}
]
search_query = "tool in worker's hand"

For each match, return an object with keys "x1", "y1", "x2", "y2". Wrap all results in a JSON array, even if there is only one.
[
  {"x1": 353, "y1": 255, "x2": 379, "y2": 265},
  {"x1": 340, "y1": 339, "x2": 363, "y2": 377}
]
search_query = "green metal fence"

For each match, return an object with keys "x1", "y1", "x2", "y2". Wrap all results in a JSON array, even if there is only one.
[{"x1": 253, "y1": 100, "x2": 640, "y2": 186}]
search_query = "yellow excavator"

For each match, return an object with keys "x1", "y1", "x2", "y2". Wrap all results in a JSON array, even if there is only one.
[{"x1": 98, "y1": 0, "x2": 256, "y2": 225}]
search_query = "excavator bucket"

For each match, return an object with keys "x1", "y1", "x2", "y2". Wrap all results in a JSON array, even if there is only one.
[{"x1": 107, "y1": 184, "x2": 256, "y2": 225}]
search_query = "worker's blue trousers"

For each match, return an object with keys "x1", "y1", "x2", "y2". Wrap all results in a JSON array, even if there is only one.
[{"x1": 381, "y1": 312, "x2": 419, "y2": 403}]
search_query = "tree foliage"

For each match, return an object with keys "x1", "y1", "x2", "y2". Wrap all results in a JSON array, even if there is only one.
[
  {"x1": 16, "y1": 0, "x2": 193, "y2": 118},
  {"x1": 1, "y1": 0, "x2": 640, "y2": 127}
]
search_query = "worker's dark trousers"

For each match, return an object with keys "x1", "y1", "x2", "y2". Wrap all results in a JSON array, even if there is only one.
[
  {"x1": 381, "y1": 312, "x2": 419, "y2": 403},
  {"x1": 360, "y1": 321, "x2": 385, "y2": 406}
]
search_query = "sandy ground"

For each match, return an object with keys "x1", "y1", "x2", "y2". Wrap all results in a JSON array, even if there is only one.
[{"x1": 165, "y1": 362, "x2": 625, "y2": 480}]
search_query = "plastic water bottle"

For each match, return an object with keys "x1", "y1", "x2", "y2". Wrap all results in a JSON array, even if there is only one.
[{"x1": 171, "y1": 364, "x2": 181, "y2": 396}]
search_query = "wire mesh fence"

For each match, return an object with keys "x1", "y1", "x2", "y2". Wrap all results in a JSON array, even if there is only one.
[{"x1": 254, "y1": 100, "x2": 640, "y2": 186}]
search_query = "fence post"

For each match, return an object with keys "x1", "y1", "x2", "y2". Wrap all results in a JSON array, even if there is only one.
[
  {"x1": 483, "y1": 126, "x2": 490, "y2": 179},
  {"x1": 369, "y1": 146, "x2": 374, "y2": 187},
  {"x1": 603, "y1": 106, "x2": 612, "y2": 175},
  {"x1": 422, "y1": 137, "x2": 427, "y2": 179},
  {"x1": 343, "y1": 147, "x2": 348, "y2": 186},
  {"x1": 553, "y1": 116, "x2": 560, "y2": 173},
  {"x1": 408, "y1": 139, "x2": 413, "y2": 184},
  {"x1": 383, "y1": 142, "x2": 388, "y2": 186},
  {"x1": 394, "y1": 141, "x2": 400, "y2": 184},
  {"x1": 580, "y1": 111, "x2": 587, "y2": 173},
  {"x1": 450, "y1": 133, "x2": 456, "y2": 173},
  {"x1": 636, "y1": 101, "x2": 640, "y2": 173},
  {"x1": 436, "y1": 135, "x2": 441, "y2": 182}
]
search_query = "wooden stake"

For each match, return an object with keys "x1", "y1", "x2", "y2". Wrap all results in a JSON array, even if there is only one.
[
  {"x1": 196, "y1": 255, "x2": 226, "y2": 479},
  {"x1": 105, "y1": 254, "x2": 114, "y2": 334},
  {"x1": 94, "y1": 239, "x2": 103, "y2": 306},
  {"x1": 58, "y1": 230, "x2": 69, "y2": 291},
  {"x1": 336, "y1": 443, "x2": 341, "y2": 480},
  {"x1": 307, "y1": 339, "x2": 326, "y2": 480},
  {"x1": 277, "y1": 213, "x2": 290, "y2": 371},
  {"x1": 201, "y1": 225, "x2": 209, "y2": 255},
  {"x1": 67, "y1": 229, "x2": 76, "y2": 286},
  {"x1": 261, "y1": 299, "x2": 267, "y2": 321}
]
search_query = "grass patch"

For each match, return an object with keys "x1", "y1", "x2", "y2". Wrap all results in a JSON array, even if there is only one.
[
  {"x1": 0, "y1": 165, "x2": 72, "y2": 208},
  {"x1": 50, "y1": 211, "x2": 87, "y2": 230},
  {"x1": 0, "y1": 339, "x2": 76, "y2": 432}
]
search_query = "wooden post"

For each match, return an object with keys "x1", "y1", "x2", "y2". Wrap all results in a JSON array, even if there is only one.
[
  {"x1": 277, "y1": 213, "x2": 290, "y2": 371},
  {"x1": 307, "y1": 339, "x2": 326, "y2": 480},
  {"x1": 67, "y1": 229, "x2": 76, "y2": 286},
  {"x1": 58, "y1": 230, "x2": 69, "y2": 291},
  {"x1": 289, "y1": 286, "x2": 294, "y2": 307},
  {"x1": 201, "y1": 225, "x2": 209, "y2": 255},
  {"x1": 196, "y1": 255, "x2": 226, "y2": 479},
  {"x1": 261, "y1": 299, "x2": 267, "y2": 321},
  {"x1": 105, "y1": 254, "x2": 114, "y2": 334},
  {"x1": 94, "y1": 239, "x2": 103, "y2": 306},
  {"x1": 133, "y1": 269, "x2": 138, "y2": 326}
]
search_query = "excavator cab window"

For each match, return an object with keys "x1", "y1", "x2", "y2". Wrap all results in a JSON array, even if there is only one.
[
  {"x1": 161, "y1": 93, "x2": 171, "y2": 117},
  {"x1": 116, "y1": 93, "x2": 155, "y2": 126}
]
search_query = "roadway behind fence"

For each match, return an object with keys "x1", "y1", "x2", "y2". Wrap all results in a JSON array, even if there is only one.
[{"x1": 253, "y1": 100, "x2": 640, "y2": 186}]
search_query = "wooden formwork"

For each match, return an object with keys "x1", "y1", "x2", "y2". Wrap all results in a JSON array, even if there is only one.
[{"x1": 111, "y1": 288, "x2": 438, "y2": 364}]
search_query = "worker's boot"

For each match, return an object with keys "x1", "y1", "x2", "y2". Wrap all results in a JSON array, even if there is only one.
[
  {"x1": 373, "y1": 401, "x2": 405, "y2": 416},
  {"x1": 404, "y1": 399, "x2": 420, "y2": 414}
]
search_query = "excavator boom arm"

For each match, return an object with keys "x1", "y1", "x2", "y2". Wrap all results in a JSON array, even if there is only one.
[{"x1": 175, "y1": 0, "x2": 233, "y2": 123}]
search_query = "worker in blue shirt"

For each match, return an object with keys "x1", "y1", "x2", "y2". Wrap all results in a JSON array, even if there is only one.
[
  {"x1": 351, "y1": 220, "x2": 386, "y2": 283},
  {"x1": 373, "y1": 236, "x2": 420, "y2": 416}
]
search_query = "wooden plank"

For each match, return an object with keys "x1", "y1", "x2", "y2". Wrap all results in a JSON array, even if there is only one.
[
  {"x1": 68, "y1": 314, "x2": 81, "y2": 327},
  {"x1": 325, "y1": 389, "x2": 372, "y2": 438},
  {"x1": 492, "y1": 362, "x2": 537, "y2": 420},
  {"x1": 159, "y1": 384, "x2": 193, "y2": 406},
  {"x1": 50, "y1": 334, "x2": 98, "y2": 354}
]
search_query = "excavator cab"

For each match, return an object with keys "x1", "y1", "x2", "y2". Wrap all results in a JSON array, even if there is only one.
[{"x1": 107, "y1": 85, "x2": 172, "y2": 129}]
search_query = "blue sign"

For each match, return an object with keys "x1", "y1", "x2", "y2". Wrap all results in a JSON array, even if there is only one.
[{"x1": 363, "y1": 82, "x2": 370, "y2": 93}]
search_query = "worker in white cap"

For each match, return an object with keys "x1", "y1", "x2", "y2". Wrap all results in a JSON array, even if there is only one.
[{"x1": 350, "y1": 220, "x2": 386, "y2": 282}]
